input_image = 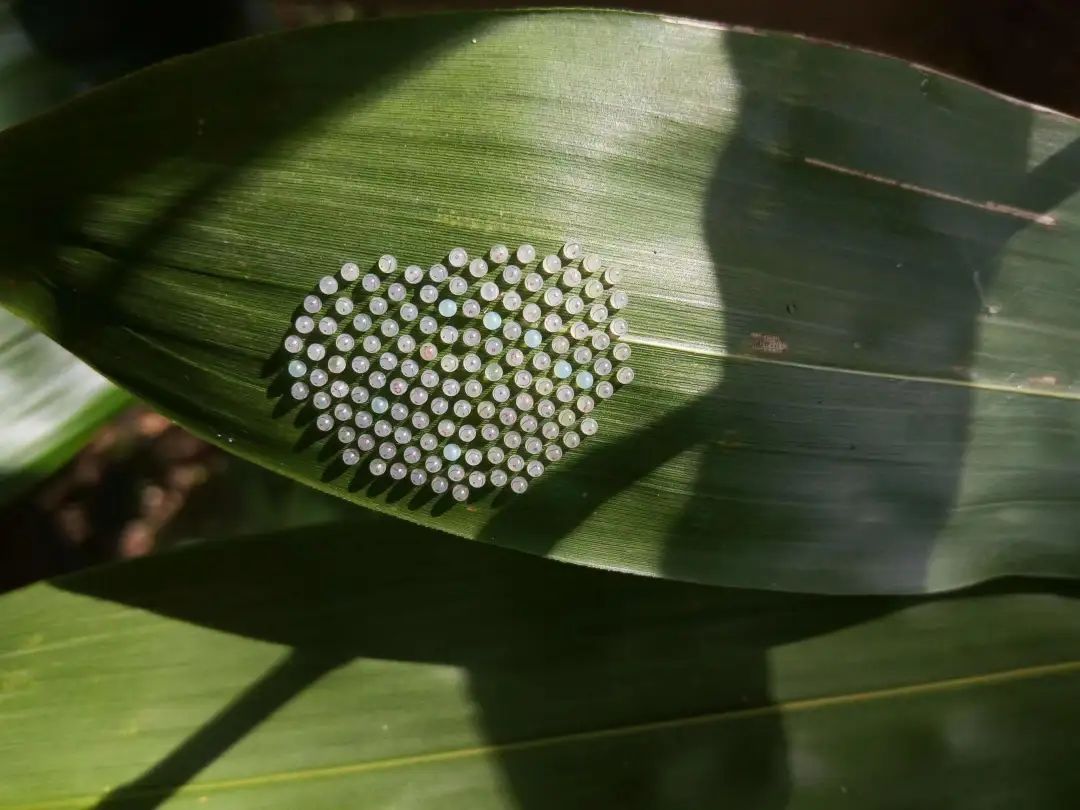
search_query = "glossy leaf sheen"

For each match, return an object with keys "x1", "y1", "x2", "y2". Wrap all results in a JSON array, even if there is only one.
[
  {"x1": 0, "y1": 522, "x2": 1078, "y2": 808},
  {"x1": 0, "y1": 11, "x2": 1078, "y2": 592},
  {"x1": 0, "y1": 307, "x2": 125, "y2": 504}
]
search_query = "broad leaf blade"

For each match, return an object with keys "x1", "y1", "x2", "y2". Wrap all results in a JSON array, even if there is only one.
[
  {"x1": 0, "y1": 523, "x2": 1077, "y2": 808},
  {"x1": 0, "y1": 10, "x2": 1077, "y2": 592}
]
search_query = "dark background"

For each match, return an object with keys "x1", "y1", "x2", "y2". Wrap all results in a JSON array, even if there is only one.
[{"x1": 15, "y1": 0, "x2": 1080, "y2": 114}]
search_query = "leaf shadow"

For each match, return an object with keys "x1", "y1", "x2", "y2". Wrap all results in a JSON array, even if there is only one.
[
  {"x1": 52, "y1": 520, "x2": 1080, "y2": 809},
  {"x1": 92, "y1": 647, "x2": 351, "y2": 810},
  {"x1": 474, "y1": 31, "x2": 1080, "y2": 807},
  {"x1": 0, "y1": 15, "x2": 481, "y2": 354},
  {"x1": 39, "y1": 520, "x2": 942, "y2": 808},
  {"x1": 17, "y1": 21, "x2": 1080, "y2": 810},
  {"x1": 480, "y1": 33, "x2": 1080, "y2": 590}
]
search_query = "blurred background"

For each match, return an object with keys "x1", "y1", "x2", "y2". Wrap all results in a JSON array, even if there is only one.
[{"x1": 1, "y1": 0, "x2": 1077, "y2": 592}]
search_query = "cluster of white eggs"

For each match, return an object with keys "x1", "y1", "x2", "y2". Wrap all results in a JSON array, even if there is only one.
[{"x1": 282, "y1": 242, "x2": 634, "y2": 502}]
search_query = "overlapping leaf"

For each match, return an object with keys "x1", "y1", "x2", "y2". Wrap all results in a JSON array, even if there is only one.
[
  {"x1": 0, "y1": 307, "x2": 124, "y2": 504},
  {"x1": 0, "y1": 517, "x2": 1077, "y2": 808},
  {"x1": 0, "y1": 3, "x2": 126, "y2": 504}
]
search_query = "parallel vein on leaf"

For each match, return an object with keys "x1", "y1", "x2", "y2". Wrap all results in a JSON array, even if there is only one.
[
  {"x1": 626, "y1": 334, "x2": 1080, "y2": 402},
  {"x1": 9, "y1": 659, "x2": 1079, "y2": 810}
]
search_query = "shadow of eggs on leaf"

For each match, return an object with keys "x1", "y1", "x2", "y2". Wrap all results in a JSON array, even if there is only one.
[{"x1": 271, "y1": 242, "x2": 636, "y2": 505}]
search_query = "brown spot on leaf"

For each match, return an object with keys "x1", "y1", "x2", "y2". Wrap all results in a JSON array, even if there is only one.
[{"x1": 750, "y1": 332, "x2": 788, "y2": 355}]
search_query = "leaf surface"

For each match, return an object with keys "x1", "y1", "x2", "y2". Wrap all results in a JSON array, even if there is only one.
[
  {"x1": 0, "y1": 10, "x2": 1077, "y2": 591},
  {"x1": 0, "y1": 520, "x2": 1078, "y2": 808}
]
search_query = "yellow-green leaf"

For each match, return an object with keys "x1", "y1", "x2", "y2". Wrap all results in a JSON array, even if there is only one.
[{"x1": 0, "y1": 520, "x2": 1077, "y2": 808}]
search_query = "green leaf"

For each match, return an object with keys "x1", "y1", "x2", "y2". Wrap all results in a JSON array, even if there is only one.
[
  {"x1": 0, "y1": 10, "x2": 1077, "y2": 593},
  {"x1": 0, "y1": 306, "x2": 126, "y2": 504},
  {"x1": 0, "y1": 2, "x2": 77, "y2": 131},
  {"x1": 0, "y1": 4, "x2": 128, "y2": 504},
  {"x1": 0, "y1": 522, "x2": 1078, "y2": 808}
]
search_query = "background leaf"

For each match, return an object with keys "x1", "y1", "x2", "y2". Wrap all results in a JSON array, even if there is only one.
[
  {"x1": 0, "y1": 1, "x2": 76, "y2": 131},
  {"x1": 0, "y1": 521, "x2": 1078, "y2": 808},
  {"x1": 0, "y1": 1, "x2": 127, "y2": 506},
  {"x1": 0, "y1": 10, "x2": 1078, "y2": 593},
  {"x1": 0, "y1": 306, "x2": 125, "y2": 505}
]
